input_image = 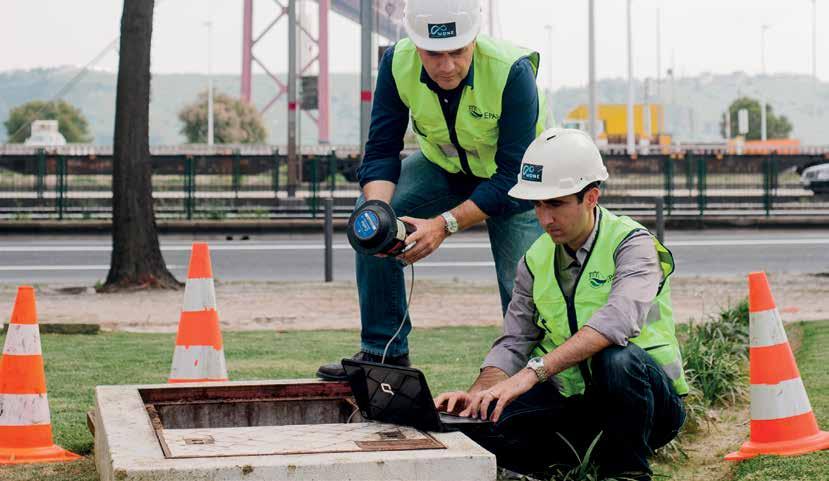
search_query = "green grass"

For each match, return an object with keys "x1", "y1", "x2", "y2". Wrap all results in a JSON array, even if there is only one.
[
  {"x1": 731, "y1": 320, "x2": 829, "y2": 481},
  {"x1": 0, "y1": 326, "x2": 498, "y2": 481},
  {"x1": 3, "y1": 322, "x2": 829, "y2": 481}
]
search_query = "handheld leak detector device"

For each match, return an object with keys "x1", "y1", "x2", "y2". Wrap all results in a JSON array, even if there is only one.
[{"x1": 346, "y1": 200, "x2": 416, "y2": 257}]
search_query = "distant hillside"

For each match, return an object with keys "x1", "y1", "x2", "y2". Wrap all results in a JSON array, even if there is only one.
[{"x1": 1, "y1": 68, "x2": 827, "y2": 145}]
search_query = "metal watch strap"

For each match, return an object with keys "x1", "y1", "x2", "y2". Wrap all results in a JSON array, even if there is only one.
[
  {"x1": 527, "y1": 357, "x2": 548, "y2": 383},
  {"x1": 441, "y1": 211, "x2": 458, "y2": 234}
]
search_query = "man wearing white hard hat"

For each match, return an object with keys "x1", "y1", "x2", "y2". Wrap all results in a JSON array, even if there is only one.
[
  {"x1": 318, "y1": 0, "x2": 547, "y2": 379},
  {"x1": 435, "y1": 129, "x2": 687, "y2": 480}
]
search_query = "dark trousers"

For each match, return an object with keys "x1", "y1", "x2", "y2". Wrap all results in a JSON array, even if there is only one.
[{"x1": 461, "y1": 344, "x2": 686, "y2": 480}]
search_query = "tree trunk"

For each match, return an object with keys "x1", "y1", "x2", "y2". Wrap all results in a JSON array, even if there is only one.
[{"x1": 103, "y1": 0, "x2": 180, "y2": 291}]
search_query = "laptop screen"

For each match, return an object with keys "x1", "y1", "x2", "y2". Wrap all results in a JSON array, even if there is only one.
[{"x1": 342, "y1": 359, "x2": 444, "y2": 432}]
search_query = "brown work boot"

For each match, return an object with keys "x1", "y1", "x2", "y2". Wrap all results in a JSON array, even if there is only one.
[{"x1": 316, "y1": 351, "x2": 411, "y2": 381}]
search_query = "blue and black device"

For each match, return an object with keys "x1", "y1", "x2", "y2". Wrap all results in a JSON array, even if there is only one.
[{"x1": 347, "y1": 200, "x2": 416, "y2": 256}]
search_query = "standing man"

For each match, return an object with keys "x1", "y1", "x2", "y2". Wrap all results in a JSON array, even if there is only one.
[
  {"x1": 435, "y1": 129, "x2": 688, "y2": 480},
  {"x1": 317, "y1": 0, "x2": 547, "y2": 380}
]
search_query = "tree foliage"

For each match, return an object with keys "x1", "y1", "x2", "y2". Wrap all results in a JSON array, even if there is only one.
[
  {"x1": 3, "y1": 99, "x2": 92, "y2": 143},
  {"x1": 178, "y1": 91, "x2": 267, "y2": 144},
  {"x1": 720, "y1": 96, "x2": 793, "y2": 140}
]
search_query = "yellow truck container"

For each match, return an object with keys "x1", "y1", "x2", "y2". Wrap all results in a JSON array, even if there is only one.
[{"x1": 563, "y1": 104, "x2": 669, "y2": 145}]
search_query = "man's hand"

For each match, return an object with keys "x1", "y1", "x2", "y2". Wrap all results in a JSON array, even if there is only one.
[
  {"x1": 397, "y1": 216, "x2": 448, "y2": 264},
  {"x1": 433, "y1": 391, "x2": 472, "y2": 414},
  {"x1": 463, "y1": 368, "x2": 538, "y2": 423}
]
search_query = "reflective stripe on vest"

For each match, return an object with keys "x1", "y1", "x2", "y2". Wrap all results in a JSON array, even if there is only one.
[
  {"x1": 392, "y1": 35, "x2": 547, "y2": 178},
  {"x1": 525, "y1": 206, "x2": 689, "y2": 397}
]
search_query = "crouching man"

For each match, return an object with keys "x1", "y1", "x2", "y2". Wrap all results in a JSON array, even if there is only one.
[{"x1": 435, "y1": 129, "x2": 687, "y2": 481}]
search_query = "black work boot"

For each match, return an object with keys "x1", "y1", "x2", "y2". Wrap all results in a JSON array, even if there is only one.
[{"x1": 316, "y1": 351, "x2": 411, "y2": 381}]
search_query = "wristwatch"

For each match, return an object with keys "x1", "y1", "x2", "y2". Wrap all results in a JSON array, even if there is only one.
[
  {"x1": 440, "y1": 211, "x2": 459, "y2": 235},
  {"x1": 526, "y1": 357, "x2": 548, "y2": 383}
]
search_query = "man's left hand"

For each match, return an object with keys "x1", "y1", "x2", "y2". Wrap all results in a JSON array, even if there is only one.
[
  {"x1": 464, "y1": 369, "x2": 538, "y2": 423},
  {"x1": 398, "y1": 216, "x2": 448, "y2": 265}
]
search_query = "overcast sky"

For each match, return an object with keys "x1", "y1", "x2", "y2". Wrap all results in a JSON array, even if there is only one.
[{"x1": 2, "y1": 0, "x2": 827, "y2": 90}]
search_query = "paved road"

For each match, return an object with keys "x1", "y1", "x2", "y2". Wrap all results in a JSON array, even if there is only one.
[{"x1": 0, "y1": 230, "x2": 828, "y2": 284}]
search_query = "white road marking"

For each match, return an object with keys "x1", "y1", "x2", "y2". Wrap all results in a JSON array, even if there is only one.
[
  {"x1": 2, "y1": 237, "x2": 829, "y2": 253},
  {"x1": 418, "y1": 262, "x2": 495, "y2": 268},
  {"x1": 0, "y1": 265, "x2": 183, "y2": 271}
]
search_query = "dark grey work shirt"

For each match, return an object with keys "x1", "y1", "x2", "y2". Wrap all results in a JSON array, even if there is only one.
[
  {"x1": 482, "y1": 211, "x2": 664, "y2": 376},
  {"x1": 356, "y1": 45, "x2": 540, "y2": 218}
]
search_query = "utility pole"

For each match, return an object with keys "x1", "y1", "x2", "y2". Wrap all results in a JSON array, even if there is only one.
[
  {"x1": 656, "y1": 6, "x2": 662, "y2": 131},
  {"x1": 287, "y1": 0, "x2": 298, "y2": 196},
  {"x1": 626, "y1": 0, "x2": 635, "y2": 154},
  {"x1": 724, "y1": 109, "x2": 731, "y2": 140},
  {"x1": 206, "y1": 0, "x2": 214, "y2": 145},
  {"x1": 319, "y1": 0, "x2": 330, "y2": 143},
  {"x1": 588, "y1": 0, "x2": 598, "y2": 140},
  {"x1": 812, "y1": 0, "x2": 818, "y2": 117},
  {"x1": 760, "y1": 24, "x2": 770, "y2": 142},
  {"x1": 813, "y1": 0, "x2": 818, "y2": 82},
  {"x1": 545, "y1": 24, "x2": 554, "y2": 126},
  {"x1": 489, "y1": 0, "x2": 495, "y2": 36},
  {"x1": 360, "y1": 0, "x2": 372, "y2": 153}
]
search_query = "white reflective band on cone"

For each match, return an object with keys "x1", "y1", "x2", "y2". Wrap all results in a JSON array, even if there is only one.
[
  {"x1": 0, "y1": 393, "x2": 51, "y2": 426},
  {"x1": 750, "y1": 309, "x2": 788, "y2": 348},
  {"x1": 751, "y1": 378, "x2": 813, "y2": 421},
  {"x1": 169, "y1": 346, "x2": 228, "y2": 380},
  {"x1": 2, "y1": 324, "x2": 42, "y2": 355},
  {"x1": 181, "y1": 278, "x2": 217, "y2": 312}
]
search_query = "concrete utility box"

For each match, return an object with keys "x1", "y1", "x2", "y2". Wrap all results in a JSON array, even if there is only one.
[{"x1": 94, "y1": 379, "x2": 495, "y2": 481}]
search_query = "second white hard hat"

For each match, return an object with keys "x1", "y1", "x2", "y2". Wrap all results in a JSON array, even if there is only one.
[
  {"x1": 509, "y1": 128, "x2": 609, "y2": 201},
  {"x1": 403, "y1": 0, "x2": 482, "y2": 52}
]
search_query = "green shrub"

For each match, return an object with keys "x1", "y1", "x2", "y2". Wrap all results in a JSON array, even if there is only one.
[{"x1": 682, "y1": 299, "x2": 750, "y2": 406}]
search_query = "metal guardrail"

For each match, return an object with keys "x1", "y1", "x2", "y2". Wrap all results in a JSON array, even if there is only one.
[{"x1": 1, "y1": 147, "x2": 828, "y2": 220}]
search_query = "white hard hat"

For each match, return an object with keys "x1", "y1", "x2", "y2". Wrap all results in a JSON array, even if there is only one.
[
  {"x1": 403, "y1": 0, "x2": 482, "y2": 52},
  {"x1": 509, "y1": 128, "x2": 609, "y2": 200}
]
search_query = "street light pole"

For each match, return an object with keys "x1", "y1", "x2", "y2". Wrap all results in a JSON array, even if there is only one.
[
  {"x1": 360, "y1": 0, "x2": 372, "y2": 152},
  {"x1": 656, "y1": 7, "x2": 662, "y2": 131},
  {"x1": 206, "y1": 0, "x2": 214, "y2": 145},
  {"x1": 489, "y1": 0, "x2": 495, "y2": 36},
  {"x1": 588, "y1": 0, "x2": 597, "y2": 140},
  {"x1": 544, "y1": 24, "x2": 554, "y2": 125},
  {"x1": 287, "y1": 0, "x2": 298, "y2": 196},
  {"x1": 626, "y1": 0, "x2": 635, "y2": 154},
  {"x1": 760, "y1": 24, "x2": 769, "y2": 142},
  {"x1": 812, "y1": 0, "x2": 818, "y2": 117}
]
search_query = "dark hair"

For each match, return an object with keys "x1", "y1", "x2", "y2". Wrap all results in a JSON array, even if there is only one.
[{"x1": 575, "y1": 181, "x2": 602, "y2": 203}]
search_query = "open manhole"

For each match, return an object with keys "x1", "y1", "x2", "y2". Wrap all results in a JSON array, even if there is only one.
[{"x1": 140, "y1": 382, "x2": 444, "y2": 458}]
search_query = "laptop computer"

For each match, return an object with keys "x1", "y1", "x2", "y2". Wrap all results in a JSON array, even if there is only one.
[{"x1": 342, "y1": 358, "x2": 492, "y2": 433}]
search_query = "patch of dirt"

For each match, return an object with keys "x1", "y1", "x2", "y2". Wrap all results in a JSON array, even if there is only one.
[
  {"x1": 0, "y1": 273, "x2": 826, "y2": 332},
  {"x1": 655, "y1": 403, "x2": 750, "y2": 481}
]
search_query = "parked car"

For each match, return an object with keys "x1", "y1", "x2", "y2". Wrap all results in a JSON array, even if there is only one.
[{"x1": 801, "y1": 163, "x2": 829, "y2": 194}]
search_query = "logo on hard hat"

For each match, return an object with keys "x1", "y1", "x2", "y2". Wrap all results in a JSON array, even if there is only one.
[
  {"x1": 428, "y1": 22, "x2": 457, "y2": 39},
  {"x1": 521, "y1": 164, "x2": 544, "y2": 182}
]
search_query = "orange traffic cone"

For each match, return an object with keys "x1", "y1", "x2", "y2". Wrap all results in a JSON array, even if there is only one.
[
  {"x1": 0, "y1": 286, "x2": 80, "y2": 464},
  {"x1": 169, "y1": 243, "x2": 228, "y2": 383},
  {"x1": 725, "y1": 272, "x2": 829, "y2": 461}
]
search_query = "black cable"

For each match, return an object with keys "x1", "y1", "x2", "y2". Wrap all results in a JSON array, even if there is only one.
[{"x1": 381, "y1": 262, "x2": 415, "y2": 364}]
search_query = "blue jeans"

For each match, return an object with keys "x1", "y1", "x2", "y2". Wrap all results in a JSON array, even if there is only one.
[
  {"x1": 356, "y1": 151, "x2": 542, "y2": 357},
  {"x1": 461, "y1": 344, "x2": 687, "y2": 480}
]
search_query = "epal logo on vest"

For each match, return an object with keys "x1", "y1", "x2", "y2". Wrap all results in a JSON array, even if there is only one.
[
  {"x1": 588, "y1": 271, "x2": 614, "y2": 288},
  {"x1": 428, "y1": 22, "x2": 457, "y2": 39},
  {"x1": 522, "y1": 164, "x2": 543, "y2": 182},
  {"x1": 469, "y1": 105, "x2": 500, "y2": 120}
]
